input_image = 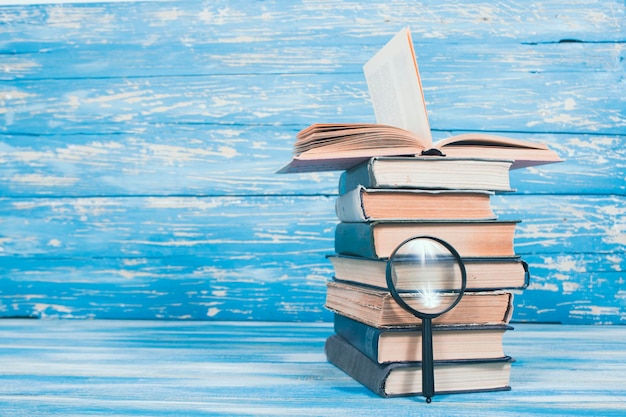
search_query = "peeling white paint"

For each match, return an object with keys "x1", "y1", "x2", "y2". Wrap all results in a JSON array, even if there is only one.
[
  {"x1": 570, "y1": 305, "x2": 622, "y2": 317},
  {"x1": 33, "y1": 303, "x2": 74, "y2": 316},
  {"x1": 123, "y1": 258, "x2": 148, "y2": 266},
  {"x1": 207, "y1": 307, "x2": 220, "y2": 317},
  {"x1": 527, "y1": 282, "x2": 559, "y2": 291},
  {"x1": 0, "y1": 90, "x2": 31, "y2": 101},
  {"x1": 561, "y1": 281, "x2": 580, "y2": 294},
  {"x1": 142, "y1": 143, "x2": 238, "y2": 162},
  {"x1": 2, "y1": 60, "x2": 41, "y2": 74},
  {"x1": 544, "y1": 255, "x2": 587, "y2": 273},
  {"x1": 143, "y1": 197, "x2": 224, "y2": 210},
  {"x1": 152, "y1": 8, "x2": 183, "y2": 22},
  {"x1": 607, "y1": 254, "x2": 623, "y2": 272},
  {"x1": 11, "y1": 174, "x2": 78, "y2": 186}
]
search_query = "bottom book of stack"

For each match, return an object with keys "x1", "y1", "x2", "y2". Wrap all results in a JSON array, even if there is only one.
[{"x1": 326, "y1": 314, "x2": 514, "y2": 398}]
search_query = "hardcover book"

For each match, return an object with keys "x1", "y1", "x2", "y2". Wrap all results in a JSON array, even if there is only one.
[
  {"x1": 333, "y1": 314, "x2": 513, "y2": 364},
  {"x1": 335, "y1": 186, "x2": 496, "y2": 222},
  {"x1": 327, "y1": 254, "x2": 529, "y2": 291},
  {"x1": 325, "y1": 280, "x2": 514, "y2": 328},
  {"x1": 337, "y1": 157, "x2": 514, "y2": 194},
  {"x1": 334, "y1": 220, "x2": 520, "y2": 259},
  {"x1": 325, "y1": 333, "x2": 513, "y2": 398}
]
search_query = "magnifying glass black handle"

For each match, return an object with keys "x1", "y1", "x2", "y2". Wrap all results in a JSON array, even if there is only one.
[{"x1": 422, "y1": 317, "x2": 434, "y2": 403}]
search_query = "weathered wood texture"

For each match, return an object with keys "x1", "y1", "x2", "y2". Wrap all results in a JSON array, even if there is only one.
[
  {"x1": 0, "y1": 1, "x2": 624, "y2": 323},
  {"x1": 0, "y1": 320, "x2": 625, "y2": 416}
]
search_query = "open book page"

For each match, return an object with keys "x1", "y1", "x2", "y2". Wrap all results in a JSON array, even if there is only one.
[
  {"x1": 435, "y1": 133, "x2": 551, "y2": 150},
  {"x1": 363, "y1": 27, "x2": 432, "y2": 144},
  {"x1": 434, "y1": 133, "x2": 563, "y2": 169},
  {"x1": 293, "y1": 123, "x2": 427, "y2": 154}
]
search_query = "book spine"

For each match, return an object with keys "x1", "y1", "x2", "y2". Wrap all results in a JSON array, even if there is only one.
[
  {"x1": 503, "y1": 292, "x2": 515, "y2": 323},
  {"x1": 335, "y1": 186, "x2": 368, "y2": 222},
  {"x1": 521, "y1": 260, "x2": 530, "y2": 289},
  {"x1": 338, "y1": 160, "x2": 374, "y2": 195},
  {"x1": 334, "y1": 222, "x2": 378, "y2": 258},
  {"x1": 333, "y1": 313, "x2": 381, "y2": 362},
  {"x1": 324, "y1": 334, "x2": 389, "y2": 397}
]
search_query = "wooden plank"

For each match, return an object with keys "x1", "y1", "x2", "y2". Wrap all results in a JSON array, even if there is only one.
[
  {"x1": 0, "y1": 126, "x2": 342, "y2": 197},
  {"x1": 2, "y1": 30, "x2": 624, "y2": 80},
  {"x1": 1, "y1": 1, "x2": 623, "y2": 54},
  {"x1": 1, "y1": 194, "x2": 624, "y2": 258},
  {"x1": 1, "y1": 129, "x2": 623, "y2": 196},
  {"x1": 514, "y1": 254, "x2": 626, "y2": 324},
  {"x1": 1, "y1": 3, "x2": 623, "y2": 134},
  {"x1": 0, "y1": 257, "x2": 332, "y2": 321},
  {"x1": 0, "y1": 195, "x2": 337, "y2": 258},
  {"x1": 1, "y1": 69, "x2": 623, "y2": 134},
  {"x1": 0, "y1": 320, "x2": 625, "y2": 415},
  {"x1": 0, "y1": 195, "x2": 623, "y2": 323},
  {"x1": 0, "y1": 253, "x2": 623, "y2": 323}
]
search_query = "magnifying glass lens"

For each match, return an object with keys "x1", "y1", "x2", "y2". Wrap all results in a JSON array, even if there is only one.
[{"x1": 388, "y1": 237, "x2": 465, "y2": 316}]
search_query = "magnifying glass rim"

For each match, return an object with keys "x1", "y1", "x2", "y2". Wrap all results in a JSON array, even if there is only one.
[{"x1": 385, "y1": 235, "x2": 467, "y2": 320}]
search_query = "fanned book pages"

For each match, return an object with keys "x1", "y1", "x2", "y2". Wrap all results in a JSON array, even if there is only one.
[
  {"x1": 325, "y1": 281, "x2": 514, "y2": 328},
  {"x1": 278, "y1": 27, "x2": 562, "y2": 173},
  {"x1": 278, "y1": 123, "x2": 563, "y2": 173}
]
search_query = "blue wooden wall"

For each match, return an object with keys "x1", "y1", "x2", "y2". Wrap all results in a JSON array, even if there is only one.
[{"x1": 0, "y1": 0, "x2": 624, "y2": 324}]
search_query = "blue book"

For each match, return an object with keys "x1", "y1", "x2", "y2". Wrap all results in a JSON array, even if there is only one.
[{"x1": 333, "y1": 314, "x2": 513, "y2": 364}]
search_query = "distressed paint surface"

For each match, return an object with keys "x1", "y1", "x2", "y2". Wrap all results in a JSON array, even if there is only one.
[
  {"x1": 0, "y1": 0, "x2": 624, "y2": 323},
  {"x1": 0, "y1": 320, "x2": 625, "y2": 416}
]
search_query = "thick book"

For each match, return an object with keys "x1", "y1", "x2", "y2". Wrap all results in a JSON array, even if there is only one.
[
  {"x1": 337, "y1": 157, "x2": 514, "y2": 194},
  {"x1": 335, "y1": 186, "x2": 496, "y2": 222},
  {"x1": 325, "y1": 280, "x2": 514, "y2": 328},
  {"x1": 333, "y1": 314, "x2": 513, "y2": 364},
  {"x1": 325, "y1": 333, "x2": 513, "y2": 398},
  {"x1": 278, "y1": 27, "x2": 562, "y2": 174},
  {"x1": 277, "y1": 124, "x2": 562, "y2": 173},
  {"x1": 327, "y1": 254, "x2": 529, "y2": 291},
  {"x1": 334, "y1": 220, "x2": 520, "y2": 259}
]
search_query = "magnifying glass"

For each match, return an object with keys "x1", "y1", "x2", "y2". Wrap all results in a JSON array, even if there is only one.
[{"x1": 385, "y1": 235, "x2": 467, "y2": 403}]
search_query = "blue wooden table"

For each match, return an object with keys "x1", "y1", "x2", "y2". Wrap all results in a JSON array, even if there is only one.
[{"x1": 0, "y1": 319, "x2": 624, "y2": 416}]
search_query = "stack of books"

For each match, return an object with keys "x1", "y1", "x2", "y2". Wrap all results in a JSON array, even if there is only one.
[
  {"x1": 323, "y1": 155, "x2": 528, "y2": 398},
  {"x1": 278, "y1": 27, "x2": 561, "y2": 398}
]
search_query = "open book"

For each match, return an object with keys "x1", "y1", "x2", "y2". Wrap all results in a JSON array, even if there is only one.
[{"x1": 278, "y1": 27, "x2": 562, "y2": 173}]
